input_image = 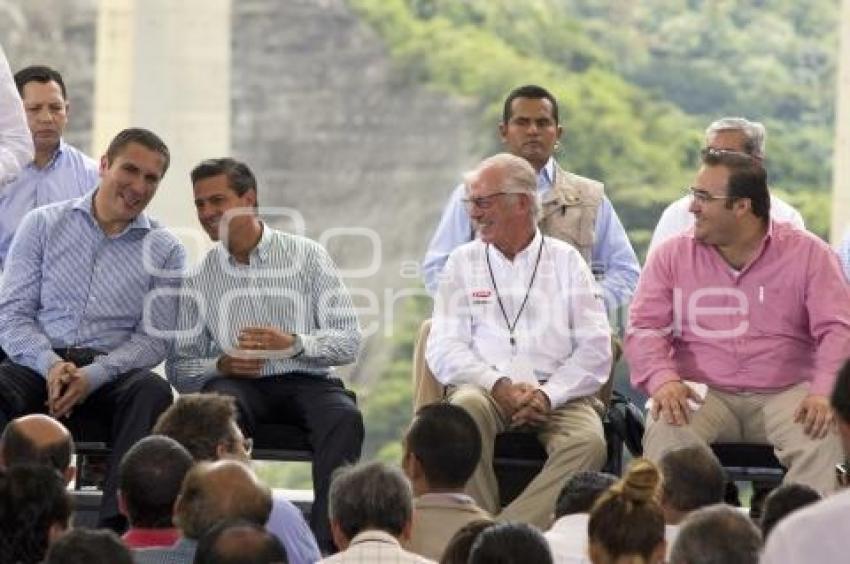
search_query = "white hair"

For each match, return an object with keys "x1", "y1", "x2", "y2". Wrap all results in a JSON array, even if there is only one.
[
  {"x1": 704, "y1": 117, "x2": 766, "y2": 157},
  {"x1": 463, "y1": 153, "x2": 542, "y2": 222}
]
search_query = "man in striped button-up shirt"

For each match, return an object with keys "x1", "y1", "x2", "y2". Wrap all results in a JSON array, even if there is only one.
[
  {"x1": 166, "y1": 157, "x2": 363, "y2": 554},
  {"x1": 0, "y1": 128, "x2": 185, "y2": 532}
]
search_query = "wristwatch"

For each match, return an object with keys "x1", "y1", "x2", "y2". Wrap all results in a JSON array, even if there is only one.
[{"x1": 290, "y1": 333, "x2": 304, "y2": 358}]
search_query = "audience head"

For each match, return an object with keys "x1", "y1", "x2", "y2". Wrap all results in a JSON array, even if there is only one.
[
  {"x1": 0, "y1": 414, "x2": 75, "y2": 482},
  {"x1": 194, "y1": 519, "x2": 288, "y2": 564},
  {"x1": 669, "y1": 504, "x2": 761, "y2": 564},
  {"x1": 153, "y1": 393, "x2": 251, "y2": 462},
  {"x1": 588, "y1": 458, "x2": 666, "y2": 564},
  {"x1": 468, "y1": 521, "x2": 553, "y2": 564},
  {"x1": 439, "y1": 519, "x2": 494, "y2": 564},
  {"x1": 44, "y1": 528, "x2": 133, "y2": 564},
  {"x1": 759, "y1": 483, "x2": 821, "y2": 540},
  {"x1": 704, "y1": 117, "x2": 766, "y2": 159},
  {"x1": 0, "y1": 465, "x2": 72, "y2": 563},
  {"x1": 658, "y1": 445, "x2": 725, "y2": 524},
  {"x1": 174, "y1": 460, "x2": 272, "y2": 540},
  {"x1": 118, "y1": 435, "x2": 194, "y2": 529},
  {"x1": 403, "y1": 403, "x2": 481, "y2": 495},
  {"x1": 328, "y1": 461, "x2": 413, "y2": 549},
  {"x1": 555, "y1": 471, "x2": 618, "y2": 518}
]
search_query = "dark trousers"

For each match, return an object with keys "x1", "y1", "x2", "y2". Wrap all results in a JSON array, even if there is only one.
[
  {"x1": 203, "y1": 373, "x2": 364, "y2": 549},
  {"x1": 0, "y1": 359, "x2": 173, "y2": 526}
]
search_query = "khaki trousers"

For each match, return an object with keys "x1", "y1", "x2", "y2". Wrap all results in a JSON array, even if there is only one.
[
  {"x1": 643, "y1": 383, "x2": 843, "y2": 494},
  {"x1": 449, "y1": 385, "x2": 606, "y2": 529}
]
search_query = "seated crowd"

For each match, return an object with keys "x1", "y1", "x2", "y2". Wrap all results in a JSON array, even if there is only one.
[{"x1": 2, "y1": 49, "x2": 850, "y2": 564}]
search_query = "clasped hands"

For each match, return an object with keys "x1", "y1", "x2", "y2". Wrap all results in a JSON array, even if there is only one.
[
  {"x1": 46, "y1": 361, "x2": 90, "y2": 419},
  {"x1": 492, "y1": 377, "x2": 551, "y2": 428},
  {"x1": 217, "y1": 326, "x2": 295, "y2": 377},
  {"x1": 651, "y1": 379, "x2": 833, "y2": 439}
]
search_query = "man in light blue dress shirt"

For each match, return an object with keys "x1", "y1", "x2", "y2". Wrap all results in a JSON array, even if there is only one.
[
  {"x1": 0, "y1": 128, "x2": 185, "y2": 532},
  {"x1": 0, "y1": 44, "x2": 33, "y2": 185},
  {"x1": 0, "y1": 65, "x2": 99, "y2": 271},
  {"x1": 422, "y1": 84, "x2": 640, "y2": 314}
]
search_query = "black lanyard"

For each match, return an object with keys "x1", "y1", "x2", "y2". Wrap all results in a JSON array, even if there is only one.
[{"x1": 485, "y1": 236, "x2": 545, "y2": 354}]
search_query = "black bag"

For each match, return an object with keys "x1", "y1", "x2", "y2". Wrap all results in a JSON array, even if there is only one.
[{"x1": 604, "y1": 390, "x2": 646, "y2": 457}]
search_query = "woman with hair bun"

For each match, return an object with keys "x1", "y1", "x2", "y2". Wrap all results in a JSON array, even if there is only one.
[{"x1": 587, "y1": 459, "x2": 666, "y2": 564}]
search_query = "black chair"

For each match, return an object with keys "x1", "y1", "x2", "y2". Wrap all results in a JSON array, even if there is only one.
[
  {"x1": 711, "y1": 442, "x2": 785, "y2": 483},
  {"x1": 251, "y1": 422, "x2": 314, "y2": 462},
  {"x1": 493, "y1": 416, "x2": 625, "y2": 507}
]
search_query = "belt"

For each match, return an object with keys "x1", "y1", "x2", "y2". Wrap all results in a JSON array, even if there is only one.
[{"x1": 53, "y1": 347, "x2": 105, "y2": 367}]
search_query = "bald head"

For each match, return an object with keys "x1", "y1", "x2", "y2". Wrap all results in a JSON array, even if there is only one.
[
  {"x1": 195, "y1": 520, "x2": 288, "y2": 564},
  {"x1": 0, "y1": 414, "x2": 73, "y2": 474},
  {"x1": 175, "y1": 460, "x2": 272, "y2": 540}
]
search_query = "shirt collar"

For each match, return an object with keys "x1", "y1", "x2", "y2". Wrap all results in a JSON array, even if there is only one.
[
  {"x1": 537, "y1": 157, "x2": 556, "y2": 190},
  {"x1": 489, "y1": 229, "x2": 543, "y2": 263},
  {"x1": 224, "y1": 221, "x2": 271, "y2": 266},
  {"x1": 349, "y1": 529, "x2": 401, "y2": 548},
  {"x1": 72, "y1": 188, "x2": 152, "y2": 234},
  {"x1": 28, "y1": 138, "x2": 68, "y2": 172}
]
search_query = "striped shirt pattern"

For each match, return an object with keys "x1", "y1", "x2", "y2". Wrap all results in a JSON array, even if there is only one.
[
  {"x1": 0, "y1": 189, "x2": 186, "y2": 392},
  {"x1": 0, "y1": 139, "x2": 100, "y2": 268},
  {"x1": 166, "y1": 224, "x2": 361, "y2": 392}
]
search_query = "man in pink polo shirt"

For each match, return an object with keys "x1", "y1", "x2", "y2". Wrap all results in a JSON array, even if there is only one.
[{"x1": 626, "y1": 149, "x2": 850, "y2": 494}]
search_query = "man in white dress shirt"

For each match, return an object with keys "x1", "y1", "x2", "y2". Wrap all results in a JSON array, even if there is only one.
[
  {"x1": 761, "y1": 360, "x2": 850, "y2": 564},
  {"x1": 648, "y1": 117, "x2": 804, "y2": 254},
  {"x1": 0, "y1": 43, "x2": 33, "y2": 184},
  {"x1": 426, "y1": 153, "x2": 612, "y2": 529}
]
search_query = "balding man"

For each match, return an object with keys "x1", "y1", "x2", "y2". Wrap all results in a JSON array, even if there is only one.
[
  {"x1": 133, "y1": 460, "x2": 273, "y2": 564},
  {"x1": 0, "y1": 413, "x2": 74, "y2": 483}
]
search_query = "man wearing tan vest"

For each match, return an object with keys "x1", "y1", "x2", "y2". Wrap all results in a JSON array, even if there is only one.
[{"x1": 422, "y1": 84, "x2": 639, "y2": 311}]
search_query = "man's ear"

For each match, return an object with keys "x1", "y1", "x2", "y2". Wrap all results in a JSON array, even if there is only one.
[
  {"x1": 117, "y1": 489, "x2": 128, "y2": 517},
  {"x1": 399, "y1": 517, "x2": 413, "y2": 542},
  {"x1": 99, "y1": 154, "x2": 109, "y2": 176},
  {"x1": 330, "y1": 519, "x2": 350, "y2": 551},
  {"x1": 63, "y1": 465, "x2": 76, "y2": 486}
]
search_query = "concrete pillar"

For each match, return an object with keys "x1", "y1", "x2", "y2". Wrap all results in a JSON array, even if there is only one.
[
  {"x1": 831, "y1": 0, "x2": 850, "y2": 243},
  {"x1": 93, "y1": 0, "x2": 231, "y2": 261}
]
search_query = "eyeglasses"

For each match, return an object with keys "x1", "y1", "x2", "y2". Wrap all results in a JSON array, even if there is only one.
[
  {"x1": 700, "y1": 147, "x2": 753, "y2": 159},
  {"x1": 688, "y1": 186, "x2": 733, "y2": 203},
  {"x1": 461, "y1": 192, "x2": 511, "y2": 209},
  {"x1": 241, "y1": 437, "x2": 253, "y2": 456}
]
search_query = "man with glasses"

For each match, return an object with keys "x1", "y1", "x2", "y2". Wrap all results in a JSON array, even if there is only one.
[
  {"x1": 423, "y1": 84, "x2": 639, "y2": 314},
  {"x1": 648, "y1": 117, "x2": 804, "y2": 254},
  {"x1": 427, "y1": 153, "x2": 612, "y2": 529},
  {"x1": 166, "y1": 157, "x2": 362, "y2": 555},
  {"x1": 626, "y1": 149, "x2": 850, "y2": 494},
  {"x1": 152, "y1": 393, "x2": 321, "y2": 564}
]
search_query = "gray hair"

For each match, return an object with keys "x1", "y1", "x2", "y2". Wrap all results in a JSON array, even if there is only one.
[
  {"x1": 464, "y1": 152, "x2": 542, "y2": 222},
  {"x1": 669, "y1": 504, "x2": 762, "y2": 564},
  {"x1": 328, "y1": 461, "x2": 412, "y2": 541},
  {"x1": 704, "y1": 117, "x2": 766, "y2": 158}
]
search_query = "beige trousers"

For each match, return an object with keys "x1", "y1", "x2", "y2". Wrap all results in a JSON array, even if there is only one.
[
  {"x1": 449, "y1": 385, "x2": 606, "y2": 529},
  {"x1": 643, "y1": 383, "x2": 843, "y2": 494}
]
